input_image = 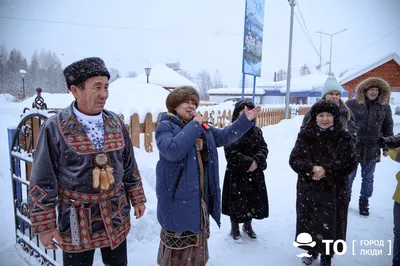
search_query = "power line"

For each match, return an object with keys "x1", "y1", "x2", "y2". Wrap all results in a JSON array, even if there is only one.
[
  {"x1": 296, "y1": 2, "x2": 320, "y2": 59},
  {"x1": 294, "y1": 11, "x2": 321, "y2": 60},
  {"x1": 337, "y1": 25, "x2": 400, "y2": 62},
  {"x1": 0, "y1": 15, "x2": 243, "y2": 37}
]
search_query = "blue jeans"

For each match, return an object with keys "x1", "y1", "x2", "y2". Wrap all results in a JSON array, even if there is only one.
[
  {"x1": 394, "y1": 201, "x2": 400, "y2": 266},
  {"x1": 348, "y1": 163, "x2": 376, "y2": 199}
]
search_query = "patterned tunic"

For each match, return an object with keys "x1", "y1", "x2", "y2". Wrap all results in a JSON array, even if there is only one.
[{"x1": 28, "y1": 102, "x2": 146, "y2": 253}]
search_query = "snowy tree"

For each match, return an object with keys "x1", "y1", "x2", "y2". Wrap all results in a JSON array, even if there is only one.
[
  {"x1": 26, "y1": 50, "x2": 41, "y2": 96},
  {"x1": 178, "y1": 70, "x2": 194, "y2": 82},
  {"x1": 300, "y1": 64, "x2": 311, "y2": 76},
  {"x1": 213, "y1": 71, "x2": 224, "y2": 88},
  {"x1": 238, "y1": 75, "x2": 253, "y2": 88},
  {"x1": 276, "y1": 69, "x2": 287, "y2": 81},
  {"x1": 109, "y1": 68, "x2": 121, "y2": 83},
  {"x1": 0, "y1": 45, "x2": 8, "y2": 94},
  {"x1": 126, "y1": 70, "x2": 137, "y2": 78},
  {"x1": 6, "y1": 48, "x2": 28, "y2": 96},
  {"x1": 196, "y1": 70, "x2": 212, "y2": 101},
  {"x1": 38, "y1": 49, "x2": 65, "y2": 94}
]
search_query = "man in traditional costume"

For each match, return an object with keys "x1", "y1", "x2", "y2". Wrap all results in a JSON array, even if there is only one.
[{"x1": 28, "y1": 57, "x2": 146, "y2": 266}]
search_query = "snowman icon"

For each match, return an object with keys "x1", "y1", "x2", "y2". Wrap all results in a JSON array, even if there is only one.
[{"x1": 293, "y1": 233, "x2": 316, "y2": 258}]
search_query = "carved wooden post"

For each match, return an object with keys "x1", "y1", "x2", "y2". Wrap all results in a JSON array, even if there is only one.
[
  {"x1": 144, "y1": 113, "x2": 153, "y2": 152},
  {"x1": 203, "y1": 111, "x2": 209, "y2": 122},
  {"x1": 209, "y1": 111, "x2": 215, "y2": 126},
  {"x1": 130, "y1": 113, "x2": 140, "y2": 148}
]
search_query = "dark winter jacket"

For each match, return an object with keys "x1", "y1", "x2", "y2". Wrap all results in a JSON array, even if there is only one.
[
  {"x1": 28, "y1": 103, "x2": 146, "y2": 253},
  {"x1": 155, "y1": 112, "x2": 254, "y2": 233},
  {"x1": 346, "y1": 78, "x2": 394, "y2": 164},
  {"x1": 222, "y1": 123, "x2": 269, "y2": 223},
  {"x1": 290, "y1": 106, "x2": 357, "y2": 255},
  {"x1": 380, "y1": 135, "x2": 400, "y2": 149}
]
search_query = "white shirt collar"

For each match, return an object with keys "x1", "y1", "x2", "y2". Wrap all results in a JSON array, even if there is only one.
[{"x1": 72, "y1": 102, "x2": 102, "y2": 122}]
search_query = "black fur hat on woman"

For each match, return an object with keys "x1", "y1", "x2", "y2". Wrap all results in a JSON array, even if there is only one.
[
  {"x1": 310, "y1": 100, "x2": 341, "y2": 121},
  {"x1": 232, "y1": 99, "x2": 255, "y2": 122}
]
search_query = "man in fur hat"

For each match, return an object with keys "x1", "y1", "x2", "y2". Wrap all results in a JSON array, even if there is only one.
[
  {"x1": 346, "y1": 77, "x2": 393, "y2": 217},
  {"x1": 28, "y1": 57, "x2": 146, "y2": 265}
]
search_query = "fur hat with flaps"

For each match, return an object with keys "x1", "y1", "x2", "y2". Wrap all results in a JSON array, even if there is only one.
[
  {"x1": 232, "y1": 99, "x2": 255, "y2": 122},
  {"x1": 63, "y1": 57, "x2": 110, "y2": 90},
  {"x1": 310, "y1": 100, "x2": 341, "y2": 122},
  {"x1": 355, "y1": 77, "x2": 391, "y2": 105},
  {"x1": 166, "y1": 86, "x2": 200, "y2": 113}
]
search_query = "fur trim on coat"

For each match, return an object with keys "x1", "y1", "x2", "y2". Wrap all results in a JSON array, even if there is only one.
[{"x1": 355, "y1": 77, "x2": 390, "y2": 105}]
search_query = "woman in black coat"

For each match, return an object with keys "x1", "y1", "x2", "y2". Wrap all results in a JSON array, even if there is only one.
[
  {"x1": 290, "y1": 100, "x2": 357, "y2": 266},
  {"x1": 222, "y1": 100, "x2": 269, "y2": 242}
]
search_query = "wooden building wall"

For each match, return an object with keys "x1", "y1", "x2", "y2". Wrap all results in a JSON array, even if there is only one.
[{"x1": 342, "y1": 59, "x2": 400, "y2": 99}]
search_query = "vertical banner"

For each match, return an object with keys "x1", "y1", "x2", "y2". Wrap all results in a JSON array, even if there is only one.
[{"x1": 242, "y1": 0, "x2": 265, "y2": 77}]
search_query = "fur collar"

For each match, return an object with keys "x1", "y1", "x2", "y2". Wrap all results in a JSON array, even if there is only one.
[{"x1": 355, "y1": 77, "x2": 390, "y2": 105}]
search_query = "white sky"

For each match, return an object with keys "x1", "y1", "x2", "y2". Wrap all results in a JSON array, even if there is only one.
[{"x1": 0, "y1": 0, "x2": 399, "y2": 86}]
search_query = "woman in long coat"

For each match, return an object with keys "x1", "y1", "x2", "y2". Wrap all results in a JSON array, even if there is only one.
[
  {"x1": 222, "y1": 100, "x2": 269, "y2": 241},
  {"x1": 155, "y1": 86, "x2": 260, "y2": 266},
  {"x1": 290, "y1": 100, "x2": 357, "y2": 266}
]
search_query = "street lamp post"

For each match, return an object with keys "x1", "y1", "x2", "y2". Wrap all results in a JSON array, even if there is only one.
[
  {"x1": 19, "y1": 69, "x2": 27, "y2": 99},
  {"x1": 317, "y1": 29, "x2": 347, "y2": 76},
  {"x1": 144, "y1": 67, "x2": 151, "y2": 84}
]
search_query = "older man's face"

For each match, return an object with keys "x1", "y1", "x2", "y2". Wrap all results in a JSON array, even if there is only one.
[
  {"x1": 365, "y1": 87, "x2": 379, "y2": 101},
  {"x1": 71, "y1": 76, "x2": 109, "y2": 115}
]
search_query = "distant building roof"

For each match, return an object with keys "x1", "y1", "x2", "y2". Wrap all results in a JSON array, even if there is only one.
[
  {"x1": 340, "y1": 52, "x2": 400, "y2": 84},
  {"x1": 207, "y1": 87, "x2": 265, "y2": 95},
  {"x1": 107, "y1": 77, "x2": 169, "y2": 120},
  {"x1": 257, "y1": 73, "x2": 330, "y2": 93}
]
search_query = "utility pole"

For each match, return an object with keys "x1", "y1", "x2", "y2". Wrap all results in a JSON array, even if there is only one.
[
  {"x1": 317, "y1": 29, "x2": 347, "y2": 76},
  {"x1": 319, "y1": 29, "x2": 322, "y2": 71},
  {"x1": 285, "y1": 0, "x2": 296, "y2": 119}
]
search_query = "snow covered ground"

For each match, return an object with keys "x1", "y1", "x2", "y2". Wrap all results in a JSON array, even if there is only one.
[{"x1": 0, "y1": 100, "x2": 399, "y2": 266}]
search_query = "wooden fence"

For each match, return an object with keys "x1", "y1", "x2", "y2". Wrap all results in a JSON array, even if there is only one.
[{"x1": 125, "y1": 106, "x2": 311, "y2": 152}]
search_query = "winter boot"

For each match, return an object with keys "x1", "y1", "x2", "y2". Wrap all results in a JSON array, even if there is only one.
[
  {"x1": 301, "y1": 251, "x2": 319, "y2": 265},
  {"x1": 243, "y1": 220, "x2": 257, "y2": 239},
  {"x1": 359, "y1": 197, "x2": 369, "y2": 217},
  {"x1": 320, "y1": 255, "x2": 332, "y2": 266},
  {"x1": 230, "y1": 220, "x2": 242, "y2": 241}
]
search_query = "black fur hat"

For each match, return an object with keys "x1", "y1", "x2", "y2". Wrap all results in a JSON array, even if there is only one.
[
  {"x1": 232, "y1": 99, "x2": 255, "y2": 122},
  {"x1": 310, "y1": 100, "x2": 340, "y2": 121},
  {"x1": 166, "y1": 86, "x2": 200, "y2": 113},
  {"x1": 63, "y1": 57, "x2": 110, "y2": 90}
]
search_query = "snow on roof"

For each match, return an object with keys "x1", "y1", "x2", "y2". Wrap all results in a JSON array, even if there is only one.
[
  {"x1": 207, "y1": 87, "x2": 265, "y2": 95},
  {"x1": 340, "y1": 52, "x2": 400, "y2": 84},
  {"x1": 134, "y1": 64, "x2": 196, "y2": 88},
  {"x1": 107, "y1": 77, "x2": 169, "y2": 122},
  {"x1": 257, "y1": 73, "x2": 330, "y2": 93},
  {"x1": 257, "y1": 76, "x2": 282, "y2": 87},
  {"x1": 279, "y1": 73, "x2": 330, "y2": 93},
  {"x1": 19, "y1": 92, "x2": 75, "y2": 108}
]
